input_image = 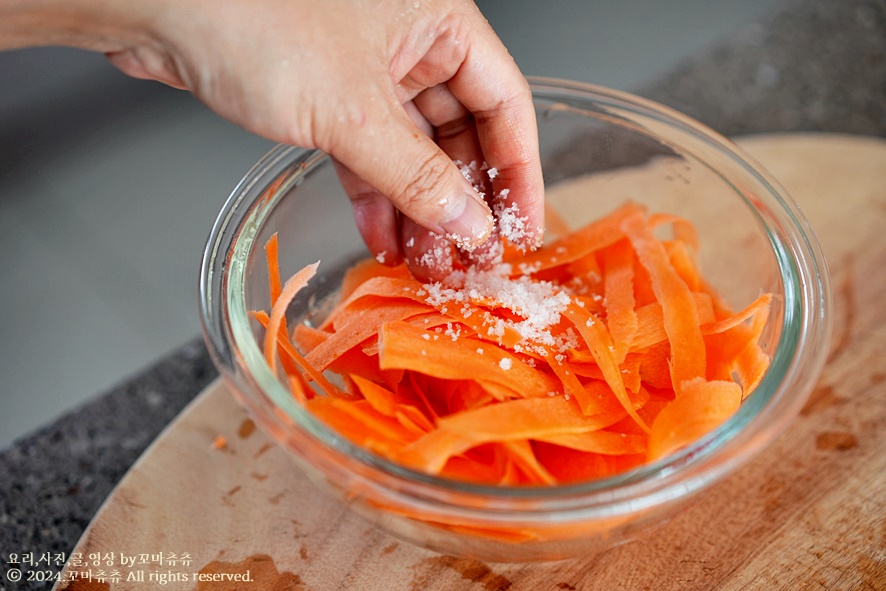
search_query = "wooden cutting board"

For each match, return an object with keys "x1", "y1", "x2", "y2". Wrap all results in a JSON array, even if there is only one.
[{"x1": 55, "y1": 134, "x2": 886, "y2": 591}]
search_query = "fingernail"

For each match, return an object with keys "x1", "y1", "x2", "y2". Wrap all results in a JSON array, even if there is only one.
[{"x1": 439, "y1": 192, "x2": 493, "y2": 250}]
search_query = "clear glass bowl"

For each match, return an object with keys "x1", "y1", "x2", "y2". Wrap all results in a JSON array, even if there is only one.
[{"x1": 199, "y1": 78, "x2": 831, "y2": 562}]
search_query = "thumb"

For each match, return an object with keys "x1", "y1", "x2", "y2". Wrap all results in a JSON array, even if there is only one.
[{"x1": 330, "y1": 107, "x2": 493, "y2": 249}]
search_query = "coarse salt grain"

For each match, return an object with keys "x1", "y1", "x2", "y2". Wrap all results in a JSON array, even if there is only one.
[
  {"x1": 494, "y1": 200, "x2": 530, "y2": 247},
  {"x1": 499, "y1": 358, "x2": 512, "y2": 370},
  {"x1": 422, "y1": 261, "x2": 571, "y2": 355},
  {"x1": 418, "y1": 243, "x2": 453, "y2": 270},
  {"x1": 487, "y1": 167, "x2": 498, "y2": 180},
  {"x1": 456, "y1": 160, "x2": 479, "y2": 183},
  {"x1": 375, "y1": 250, "x2": 386, "y2": 264}
]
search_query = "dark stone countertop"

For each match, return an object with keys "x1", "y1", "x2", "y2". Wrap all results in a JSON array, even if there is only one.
[{"x1": 1, "y1": 0, "x2": 884, "y2": 589}]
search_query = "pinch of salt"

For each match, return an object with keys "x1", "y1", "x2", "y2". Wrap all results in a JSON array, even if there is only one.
[
  {"x1": 487, "y1": 167, "x2": 498, "y2": 180},
  {"x1": 458, "y1": 160, "x2": 479, "y2": 182},
  {"x1": 494, "y1": 201, "x2": 529, "y2": 245},
  {"x1": 499, "y1": 358, "x2": 512, "y2": 370},
  {"x1": 424, "y1": 261, "x2": 570, "y2": 350},
  {"x1": 419, "y1": 244, "x2": 453, "y2": 270}
]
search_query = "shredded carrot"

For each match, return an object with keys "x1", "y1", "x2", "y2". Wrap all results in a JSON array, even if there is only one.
[
  {"x1": 514, "y1": 202, "x2": 646, "y2": 272},
  {"x1": 621, "y1": 213, "x2": 706, "y2": 394},
  {"x1": 602, "y1": 240, "x2": 639, "y2": 363},
  {"x1": 544, "y1": 201, "x2": 573, "y2": 239},
  {"x1": 647, "y1": 378, "x2": 742, "y2": 461},
  {"x1": 212, "y1": 435, "x2": 227, "y2": 450},
  {"x1": 264, "y1": 233, "x2": 301, "y2": 376},
  {"x1": 261, "y1": 263, "x2": 343, "y2": 398},
  {"x1": 250, "y1": 202, "x2": 773, "y2": 497},
  {"x1": 265, "y1": 233, "x2": 283, "y2": 305}
]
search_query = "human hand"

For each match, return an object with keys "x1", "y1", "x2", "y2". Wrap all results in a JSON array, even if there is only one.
[{"x1": 2, "y1": 0, "x2": 544, "y2": 281}]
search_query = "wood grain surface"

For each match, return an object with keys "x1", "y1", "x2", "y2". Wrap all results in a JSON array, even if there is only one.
[{"x1": 54, "y1": 134, "x2": 886, "y2": 591}]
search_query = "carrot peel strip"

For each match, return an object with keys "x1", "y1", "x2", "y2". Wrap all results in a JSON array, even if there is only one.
[
  {"x1": 621, "y1": 213, "x2": 706, "y2": 393},
  {"x1": 647, "y1": 378, "x2": 742, "y2": 461},
  {"x1": 563, "y1": 304, "x2": 650, "y2": 433}
]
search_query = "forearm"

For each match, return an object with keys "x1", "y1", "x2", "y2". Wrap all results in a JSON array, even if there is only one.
[{"x1": 0, "y1": 0, "x2": 149, "y2": 52}]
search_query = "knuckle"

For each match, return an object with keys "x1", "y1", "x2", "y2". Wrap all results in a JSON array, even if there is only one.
[
  {"x1": 435, "y1": 114, "x2": 474, "y2": 141},
  {"x1": 476, "y1": 80, "x2": 532, "y2": 124}
]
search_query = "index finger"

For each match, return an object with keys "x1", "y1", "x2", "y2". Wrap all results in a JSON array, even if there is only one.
[{"x1": 446, "y1": 12, "x2": 544, "y2": 250}]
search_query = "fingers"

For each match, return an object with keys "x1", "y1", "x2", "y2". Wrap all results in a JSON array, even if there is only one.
[
  {"x1": 328, "y1": 2, "x2": 543, "y2": 282},
  {"x1": 105, "y1": 48, "x2": 189, "y2": 90},
  {"x1": 443, "y1": 11, "x2": 545, "y2": 250},
  {"x1": 332, "y1": 160, "x2": 402, "y2": 266},
  {"x1": 333, "y1": 99, "x2": 436, "y2": 267},
  {"x1": 329, "y1": 97, "x2": 493, "y2": 254},
  {"x1": 411, "y1": 83, "x2": 503, "y2": 270},
  {"x1": 401, "y1": 217, "x2": 454, "y2": 283}
]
